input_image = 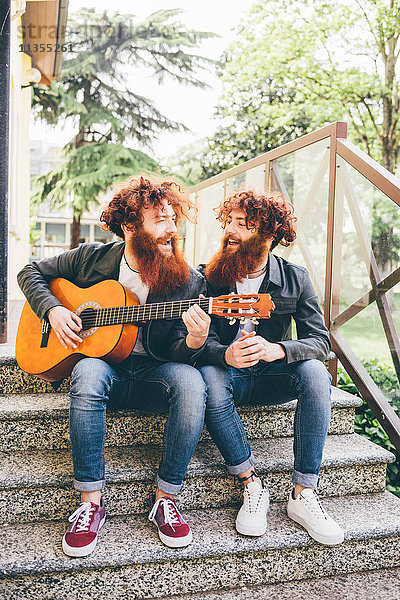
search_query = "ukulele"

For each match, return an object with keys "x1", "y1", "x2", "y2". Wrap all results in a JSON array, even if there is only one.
[{"x1": 16, "y1": 278, "x2": 275, "y2": 381}]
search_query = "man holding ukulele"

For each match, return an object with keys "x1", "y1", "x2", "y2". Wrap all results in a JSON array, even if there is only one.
[{"x1": 197, "y1": 190, "x2": 344, "y2": 545}]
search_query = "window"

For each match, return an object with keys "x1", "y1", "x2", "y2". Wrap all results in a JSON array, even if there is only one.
[
  {"x1": 94, "y1": 225, "x2": 113, "y2": 244},
  {"x1": 79, "y1": 224, "x2": 90, "y2": 245},
  {"x1": 45, "y1": 223, "x2": 65, "y2": 243}
]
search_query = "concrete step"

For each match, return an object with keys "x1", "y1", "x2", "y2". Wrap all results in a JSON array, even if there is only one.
[
  {"x1": 0, "y1": 386, "x2": 361, "y2": 451},
  {"x1": 0, "y1": 352, "x2": 65, "y2": 396},
  {"x1": 1, "y1": 492, "x2": 399, "y2": 599},
  {"x1": 0, "y1": 434, "x2": 393, "y2": 523},
  {"x1": 169, "y1": 567, "x2": 400, "y2": 600}
]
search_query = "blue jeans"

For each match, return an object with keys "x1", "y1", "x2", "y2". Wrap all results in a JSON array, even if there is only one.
[
  {"x1": 200, "y1": 359, "x2": 332, "y2": 488},
  {"x1": 69, "y1": 355, "x2": 206, "y2": 495}
]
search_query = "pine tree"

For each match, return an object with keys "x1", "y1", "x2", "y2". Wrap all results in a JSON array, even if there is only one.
[{"x1": 32, "y1": 8, "x2": 216, "y2": 247}]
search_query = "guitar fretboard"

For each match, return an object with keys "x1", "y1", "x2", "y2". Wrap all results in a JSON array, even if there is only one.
[{"x1": 81, "y1": 297, "x2": 212, "y2": 329}]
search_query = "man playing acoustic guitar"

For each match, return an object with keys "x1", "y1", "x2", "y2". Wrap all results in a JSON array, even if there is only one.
[{"x1": 18, "y1": 176, "x2": 212, "y2": 556}]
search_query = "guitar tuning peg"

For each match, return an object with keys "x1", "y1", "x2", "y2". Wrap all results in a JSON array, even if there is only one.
[
  {"x1": 228, "y1": 317, "x2": 237, "y2": 325},
  {"x1": 251, "y1": 317, "x2": 259, "y2": 324},
  {"x1": 240, "y1": 317, "x2": 247, "y2": 324}
]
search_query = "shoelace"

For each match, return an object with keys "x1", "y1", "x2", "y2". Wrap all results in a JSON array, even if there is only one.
[
  {"x1": 244, "y1": 486, "x2": 268, "y2": 514},
  {"x1": 149, "y1": 498, "x2": 181, "y2": 532},
  {"x1": 69, "y1": 502, "x2": 96, "y2": 532},
  {"x1": 301, "y1": 490, "x2": 328, "y2": 521}
]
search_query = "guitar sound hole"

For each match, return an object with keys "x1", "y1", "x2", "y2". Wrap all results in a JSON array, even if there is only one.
[{"x1": 80, "y1": 308, "x2": 97, "y2": 331}]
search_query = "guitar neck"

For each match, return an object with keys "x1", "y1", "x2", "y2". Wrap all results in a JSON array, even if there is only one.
[{"x1": 85, "y1": 297, "x2": 212, "y2": 327}]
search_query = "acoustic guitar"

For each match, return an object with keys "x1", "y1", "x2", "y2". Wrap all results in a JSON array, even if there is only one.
[{"x1": 16, "y1": 278, "x2": 275, "y2": 382}]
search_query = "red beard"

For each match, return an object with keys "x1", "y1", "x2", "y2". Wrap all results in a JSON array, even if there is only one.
[
  {"x1": 127, "y1": 229, "x2": 190, "y2": 296},
  {"x1": 205, "y1": 232, "x2": 269, "y2": 289}
]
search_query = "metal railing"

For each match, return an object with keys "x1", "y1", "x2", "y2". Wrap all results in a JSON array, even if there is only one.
[{"x1": 187, "y1": 122, "x2": 400, "y2": 453}]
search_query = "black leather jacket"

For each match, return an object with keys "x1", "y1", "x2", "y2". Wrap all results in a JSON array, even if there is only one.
[
  {"x1": 195, "y1": 253, "x2": 331, "y2": 369},
  {"x1": 17, "y1": 241, "x2": 206, "y2": 364}
]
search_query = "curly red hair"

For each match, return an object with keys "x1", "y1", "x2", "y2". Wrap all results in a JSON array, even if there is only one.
[
  {"x1": 100, "y1": 175, "x2": 196, "y2": 239},
  {"x1": 216, "y1": 190, "x2": 297, "y2": 249}
]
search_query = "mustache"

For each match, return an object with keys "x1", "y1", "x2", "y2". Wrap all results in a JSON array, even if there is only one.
[
  {"x1": 156, "y1": 234, "x2": 175, "y2": 244},
  {"x1": 223, "y1": 234, "x2": 241, "y2": 246},
  {"x1": 128, "y1": 228, "x2": 190, "y2": 295},
  {"x1": 205, "y1": 232, "x2": 269, "y2": 289}
]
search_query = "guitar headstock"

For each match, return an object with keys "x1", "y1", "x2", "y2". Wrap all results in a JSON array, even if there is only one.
[{"x1": 211, "y1": 294, "x2": 275, "y2": 324}]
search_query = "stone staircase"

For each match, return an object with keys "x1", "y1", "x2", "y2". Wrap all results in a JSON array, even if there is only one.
[{"x1": 1, "y1": 349, "x2": 400, "y2": 599}]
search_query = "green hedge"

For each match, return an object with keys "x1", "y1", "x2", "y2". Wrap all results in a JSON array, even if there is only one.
[{"x1": 336, "y1": 360, "x2": 400, "y2": 498}]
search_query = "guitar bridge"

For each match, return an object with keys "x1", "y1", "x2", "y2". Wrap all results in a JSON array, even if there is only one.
[{"x1": 40, "y1": 319, "x2": 51, "y2": 348}]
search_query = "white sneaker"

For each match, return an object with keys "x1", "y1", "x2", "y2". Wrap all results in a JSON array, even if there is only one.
[
  {"x1": 235, "y1": 480, "x2": 269, "y2": 536},
  {"x1": 287, "y1": 488, "x2": 344, "y2": 545}
]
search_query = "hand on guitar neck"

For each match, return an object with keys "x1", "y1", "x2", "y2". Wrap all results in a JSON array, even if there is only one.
[
  {"x1": 47, "y1": 306, "x2": 83, "y2": 350},
  {"x1": 182, "y1": 294, "x2": 211, "y2": 350}
]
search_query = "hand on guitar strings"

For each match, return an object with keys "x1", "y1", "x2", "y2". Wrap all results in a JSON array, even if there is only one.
[{"x1": 47, "y1": 306, "x2": 83, "y2": 350}]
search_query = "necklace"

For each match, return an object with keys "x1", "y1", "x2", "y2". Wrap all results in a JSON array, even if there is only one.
[
  {"x1": 246, "y1": 263, "x2": 267, "y2": 278},
  {"x1": 124, "y1": 253, "x2": 139, "y2": 273}
]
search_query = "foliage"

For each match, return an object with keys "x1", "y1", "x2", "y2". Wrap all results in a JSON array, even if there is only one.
[
  {"x1": 164, "y1": 139, "x2": 210, "y2": 186},
  {"x1": 337, "y1": 360, "x2": 400, "y2": 497},
  {"x1": 196, "y1": 0, "x2": 400, "y2": 178},
  {"x1": 31, "y1": 144, "x2": 159, "y2": 213},
  {"x1": 31, "y1": 8, "x2": 216, "y2": 245},
  {"x1": 200, "y1": 81, "x2": 334, "y2": 179}
]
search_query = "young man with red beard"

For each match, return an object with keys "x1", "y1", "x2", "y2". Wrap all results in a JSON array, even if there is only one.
[
  {"x1": 17, "y1": 176, "x2": 211, "y2": 556},
  {"x1": 197, "y1": 190, "x2": 344, "y2": 545}
]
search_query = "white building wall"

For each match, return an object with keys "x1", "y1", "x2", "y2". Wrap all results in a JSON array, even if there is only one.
[{"x1": 8, "y1": 8, "x2": 31, "y2": 301}]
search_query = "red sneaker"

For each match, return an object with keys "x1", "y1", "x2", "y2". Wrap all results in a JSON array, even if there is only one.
[
  {"x1": 148, "y1": 497, "x2": 193, "y2": 548},
  {"x1": 62, "y1": 498, "x2": 106, "y2": 557}
]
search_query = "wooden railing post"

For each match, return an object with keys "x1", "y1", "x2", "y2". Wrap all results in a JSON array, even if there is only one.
[{"x1": 324, "y1": 123, "x2": 348, "y2": 384}]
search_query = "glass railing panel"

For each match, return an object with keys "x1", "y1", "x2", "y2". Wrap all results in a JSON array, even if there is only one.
[
  {"x1": 226, "y1": 164, "x2": 266, "y2": 196},
  {"x1": 331, "y1": 157, "x2": 373, "y2": 312},
  {"x1": 338, "y1": 300, "x2": 391, "y2": 362},
  {"x1": 270, "y1": 137, "x2": 331, "y2": 303},
  {"x1": 333, "y1": 155, "x2": 400, "y2": 383},
  {"x1": 195, "y1": 182, "x2": 225, "y2": 265},
  {"x1": 336, "y1": 299, "x2": 400, "y2": 402},
  {"x1": 332, "y1": 155, "x2": 387, "y2": 313},
  {"x1": 181, "y1": 192, "x2": 196, "y2": 265}
]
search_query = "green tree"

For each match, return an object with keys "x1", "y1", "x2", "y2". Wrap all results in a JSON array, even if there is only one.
[
  {"x1": 205, "y1": 0, "x2": 399, "y2": 174},
  {"x1": 164, "y1": 139, "x2": 210, "y2": 185},
  {"x1": 32, "y1": 8, "x2": 216, "y2": 247},
  {"x1": 200, "y1": 79, "x2": 335, "y2": 178}
]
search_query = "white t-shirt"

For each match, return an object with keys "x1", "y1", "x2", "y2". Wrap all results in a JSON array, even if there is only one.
[
  {"x1": 118, "y1": 255, "x2": 149, "y2": 355},
  {"x1": 232, "y1": 272, "x2": 265, "y2": 343}
]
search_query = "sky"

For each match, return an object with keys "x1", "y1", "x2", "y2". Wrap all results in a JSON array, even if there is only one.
[{"x1": 30, "y1": 0, "x2": 256, "y2": 162}]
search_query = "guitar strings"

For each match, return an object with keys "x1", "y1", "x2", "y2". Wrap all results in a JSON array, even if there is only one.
[
  {"x1": 79, "y1": 296, "x2": 260, "y2": 328},
  {"x1": 82, "y1": 300, "x2": 210, "y2": 327},
  {"x1": 80, "y1": 304, "x2": 260, "y2": 327}
]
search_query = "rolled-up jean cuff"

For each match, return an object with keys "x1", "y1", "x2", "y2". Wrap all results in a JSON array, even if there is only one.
[
  {"x1": 225, "y1": 452, "x2": 256, "y2": 476},
  {"x1": 73, "y1": 478, "x2": 106, "y2": 492},
  {"x1": 292, "y1": 470, "x2": 319, "y2": 489},
  {"x1": 156, "y1": 474, "x2": 183, "y2": 495}
]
